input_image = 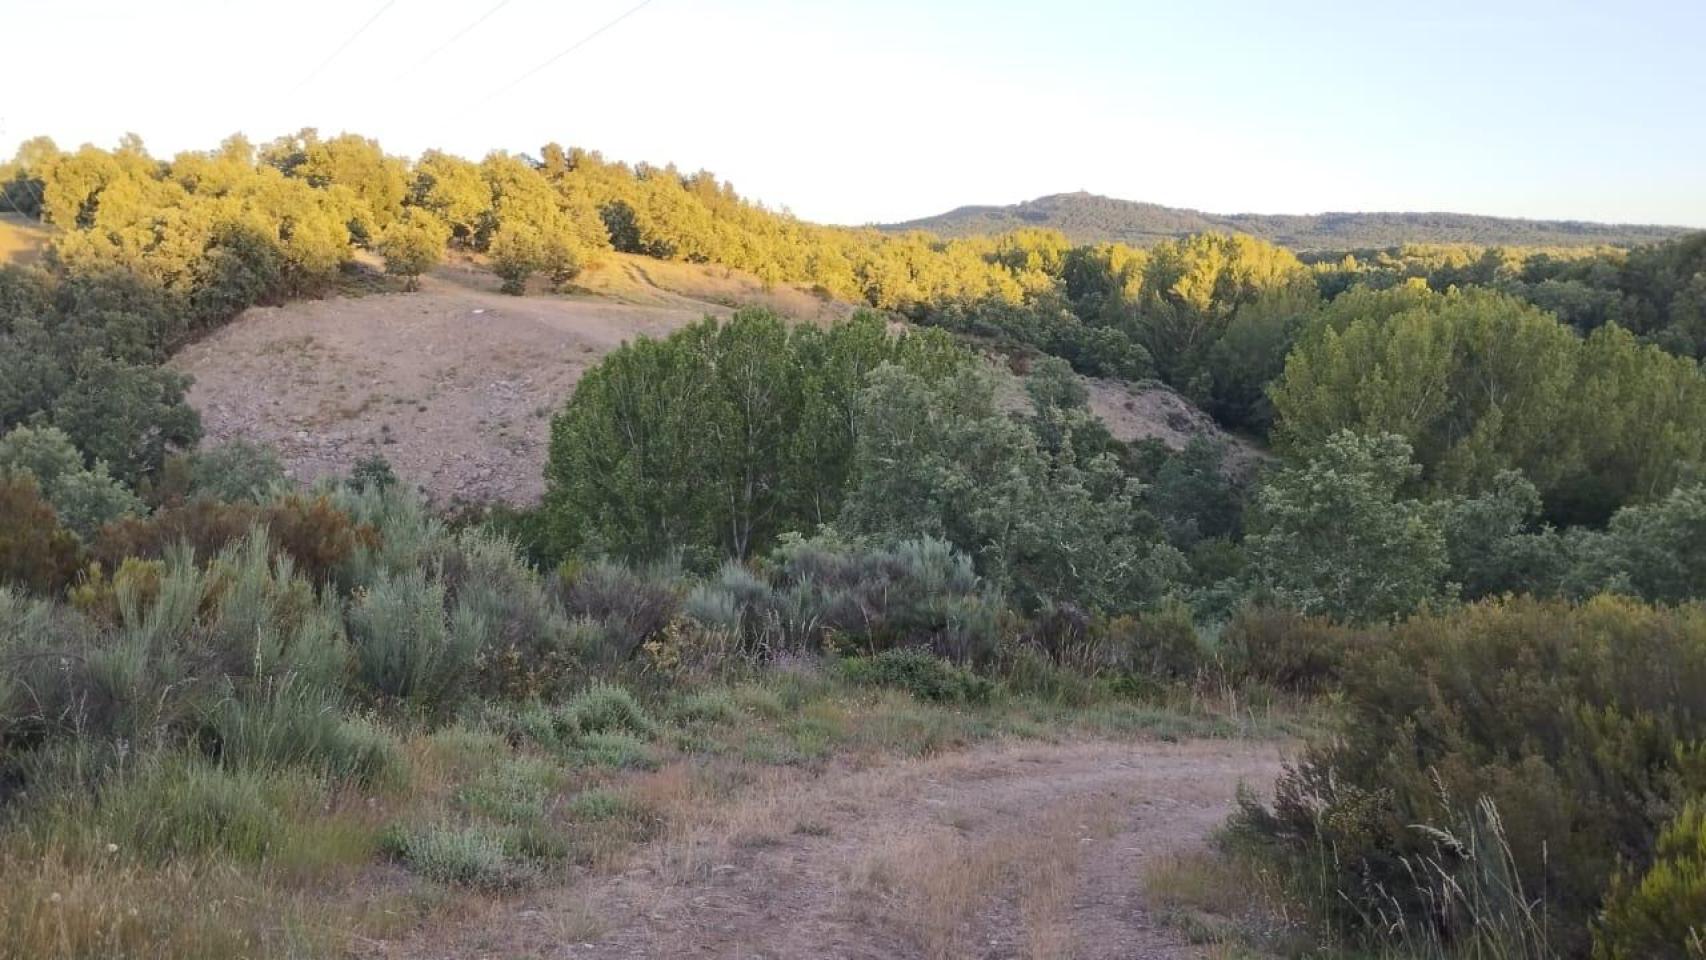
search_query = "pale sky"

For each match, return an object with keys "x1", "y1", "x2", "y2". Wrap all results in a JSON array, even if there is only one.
[{"x1": 3, "y1": 0, "x2": 1702, "y2": 227}]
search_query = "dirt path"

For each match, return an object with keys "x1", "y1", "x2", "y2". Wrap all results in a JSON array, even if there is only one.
[{"x1": 381, "y1": 739, "x2": 1284, "y2": 960}]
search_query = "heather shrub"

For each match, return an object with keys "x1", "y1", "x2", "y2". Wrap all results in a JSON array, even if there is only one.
[
  {"x1": 205, "y1": 678, "x2": 401, "y2": 785},
  {"x1": 1217, "y1": 602, "x2": 1358, "y2": 693},
  {"x1": 186, "y1": 440, "x2": 287, "y2": 503},
  {"x1": 440, "y1": 528, "x2": 579, "y2": 699},
  {"x1": 560, "y1": 682, "x2": 657, "y2": 738},
  {"x1": 1103, "y1": 600, "x2": 1205, "y2": 680},
  {"x1": 1595, "y1": 798, "x2": 1706, "y2": 959},
  {"x1": 687, "y1": 535, "x2": 1002, "y2": 662},
  {"x1": 2, "y1": 536, "x2": 349, "y2": 797},
  {"x1": 0, "y1": 472, "x2": 82, "y2": 594},
  {"x1": 1240, "y1": 595, "x2": 1706, "y2": 956}
]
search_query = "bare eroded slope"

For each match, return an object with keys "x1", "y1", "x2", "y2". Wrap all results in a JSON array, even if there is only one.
[{"x1": 174, "y1": 255, "x2": 1253, "y2": 505}]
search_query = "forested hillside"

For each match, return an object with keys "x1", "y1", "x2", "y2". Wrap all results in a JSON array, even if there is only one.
[
  {"x1": 5, "y1": 129, "x2": 1706, "y2": 959},
  {"x1": 885, "y1": 190, "x2": 1693, "y2": 250}
]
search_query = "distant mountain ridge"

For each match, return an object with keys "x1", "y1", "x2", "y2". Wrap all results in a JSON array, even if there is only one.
[{"x1": 879, "y1": 191, "x2": 1693, "y2": 250}]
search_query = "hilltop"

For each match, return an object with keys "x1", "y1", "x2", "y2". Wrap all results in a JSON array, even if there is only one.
[{"x1": 881, "y1": 191, "x2": 1693, "y2": 250}]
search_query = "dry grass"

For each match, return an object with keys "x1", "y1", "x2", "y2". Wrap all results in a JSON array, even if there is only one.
[
  {"x1": 0, "y1": 213, "x2": 49, "y2": 266},
  {"x1": 849, "y1": 795, "x2": 1122, "y2": 959}
]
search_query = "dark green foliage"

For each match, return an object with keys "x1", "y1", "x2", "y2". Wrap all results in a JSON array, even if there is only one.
[
  {"x1": 1101, "y1": 601, "x2": 1205, "y2": 680},
  {"x1": 839, "y1": 648, "x2": 994, "y2": 704},
  {"x1": 1245, "y1": 431, "x2": 1447, "y2": 622},
  {"x1": 918, "y1": 295, "x2": 1154, "y2": 379},
  {"x1": 0, "y1": 424, "x2": 142, "y2": 537},
  {"x1": 1241, "y1": 596, "x2": 1706, "y2": 956},
  {"x1": 1216, "y1": 603, "x2": 1358, "y2": 693},
  {"x1": 185, "y1": 440, "x2": 286, "y2": 503},
  {"x1": 841, "y1": 363, "x2": 1181, "y2": 615},
  {"x1": 349, "y1": 454, "x2": 398, "y2": 493},
  {"x1": 1273, "y1": 284, "x2": 1706, "y2": 524},
  {"x1": 545, "y1": 310, "x2": 968, "y2": 563}
]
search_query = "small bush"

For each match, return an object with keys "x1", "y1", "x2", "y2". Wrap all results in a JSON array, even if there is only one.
[
  {"x1": 840, "y1": 649, "x2": 993, "y2": 704},
  {"x1": 560, "y1": 560, "x2": 680, "y2": 665},
  {"x1": 569, "y1": 731, "x2": 656, "y2": 770},
  {"x1": 1241, "y1": 595, "x2": 1706, "y2": 956},
  {"x1": 455, "y1": 756, "x2": 562, "y2": 825},
  {"x1": 998, "y1": 644, "x2": 1101, "y2": 706},
  {"x1": 187, "y1": 440, "x2": 287, "y2": 503},
  {"x1": 667, "y1": 689, "x2": 741, "y2": 725},
  {"x1": 1217, "y1": 603, "x2": 1358, "y2": 693},
  {"x1": 561, "y1": 682, "x2": 657, "y2": 738},
  {"x1": 566, "y1": 788, "x2": 646, "y2": 822},
  {"x1": 206, "y1": 679, "x2": 401, "y2": 786},
  {"x1": 346, "y1": 569, "x2": 477, "y2": 712},
  {"x1": 0, "y1": 472, "x2": 82, "y2": 594},
  {"x1": 382, "y1": 822, "x2": 534, "y2": 889},
  {"x1": 1104, "y1": 601, "x2": 1205, "y2": 681}
]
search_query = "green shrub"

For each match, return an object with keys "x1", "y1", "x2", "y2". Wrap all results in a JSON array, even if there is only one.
[
  {"x1": 346, "y1": 569, "x2": 477, "y2": 712},
  {"x1": 840, "y1": 649, "x2": 993, "y2": 704},
  {"x1": 98, "y1": 756, "x2": 288, "y2": 863},
  {"x1": 1596, "y1": 799, "x2": 1706, "y2": 959},
  {"x1": 186, "y1": 440, "x2": 286, "y2": 503},
  {"x1": 1217, "y1": 603, "x2": 1358, "y2": 693},
  {"x1": 1241, "y1": 595, "x2": 1706, "y2": 956},
  {"x1": 561, "y1": 682, "x2": 657, "y2": 738},
  {"x1": 382, "y1": 822, "x2": 534, "y2": 889},
  {"x1": 1104, "y1": 600, "x2": 1205, "y2": 680},
  {"x1": 206, "y1": 679, "x2": 401, "y2": 785},
  {"x1": 568, "y1": 731, "x2": 656, "y2": 770},
  {"x1": 997, "y1": 644, "x2": 1101, "y2": 706},
  {"x1": 667, "y1": 689, "x2": 741, "y2": 725},
  {"x1": 558, "y1": 559, "x2": 680, "y2": 665},
  {"x1": 454, "y1": 756, "x2": 562, "y2": 825},
  {"x1": 441, "y1": 528, "x2": 579, "y2": 700},
  {"x1": 566, "y1": 788, "x2": 644, "y2": 822}
]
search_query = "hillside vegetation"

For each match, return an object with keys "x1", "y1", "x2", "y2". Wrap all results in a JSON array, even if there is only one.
[
  {"x1": 884, "y1": 190, "x2": 1694, "y2": 249},
  {"x1": 4, "y1": 129, "x2": 1706, "y2": 958}
]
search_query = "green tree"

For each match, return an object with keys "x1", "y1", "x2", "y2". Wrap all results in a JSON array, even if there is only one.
[
  {"x1": 377, "y1": 212, "x2": 450, "y2": 290},
  {"x1": 50, "y1": 358, "x2": 200, "y2": 486},
  {"x1": 488, "y1": 221, "x2": 542, "y2": 294},
  {"x1": 1246, "y1": 431, "x2": 1448, "y2": 621},
  {"x1": 0, "y1": 425, "x2": 141, "y2": 537}
]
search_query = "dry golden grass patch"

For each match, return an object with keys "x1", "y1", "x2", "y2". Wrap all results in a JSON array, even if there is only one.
[{"x1": 849, "y1": 794, "x2": 1123, "y2": 960}]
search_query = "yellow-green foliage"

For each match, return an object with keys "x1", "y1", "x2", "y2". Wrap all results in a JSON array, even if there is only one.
[{"x1": 1596, "y1": 799, "x2": 1706, "y2": 959}]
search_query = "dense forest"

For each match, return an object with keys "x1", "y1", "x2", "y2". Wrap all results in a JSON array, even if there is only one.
[
  {"x1": 885, "y1": 190, "x2": 1694, "y2": 250},
  {"x1": 3, "y1": 130, "x2": 1706, "y2": 958}
]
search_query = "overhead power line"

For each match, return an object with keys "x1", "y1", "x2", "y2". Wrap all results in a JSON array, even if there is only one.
[
  {"x1": 401, "y1": 0, "x2": 516, "y2": 76},
  {"x1": 475, "y1": 0, "x2": 658, "y2": 105},
  {"x1": 291, "y1": 0, "x2": 399, "y2": 95}
]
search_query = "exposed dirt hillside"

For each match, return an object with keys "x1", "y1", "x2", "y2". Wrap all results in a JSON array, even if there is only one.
[
  {"x1": 0, "y1": 212, "x2": 50, "y2": 266},
  {"x1": 173, "y1": 254, "x2": 1254, "y2": 505}
]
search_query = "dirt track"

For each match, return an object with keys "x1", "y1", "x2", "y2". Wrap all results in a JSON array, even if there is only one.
[{"x1": 376, "y1": 739, "x2": 1285, "y2": 960}]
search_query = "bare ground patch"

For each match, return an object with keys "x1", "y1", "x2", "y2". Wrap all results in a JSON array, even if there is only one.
[{"x1": 365, "y1": 739, "x2": 1285, "y2": 960}]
